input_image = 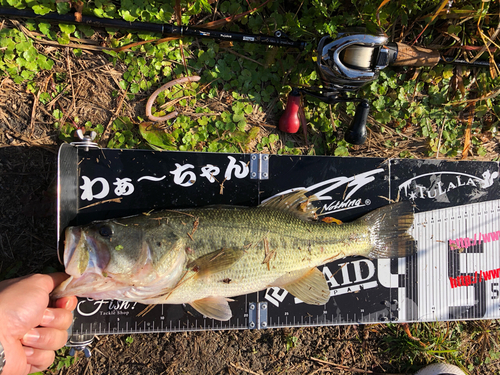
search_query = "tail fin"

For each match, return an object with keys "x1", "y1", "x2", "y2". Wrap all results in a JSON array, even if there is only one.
[{"x1": 357, "y1": 202, "x2": 417, "y2": 258}]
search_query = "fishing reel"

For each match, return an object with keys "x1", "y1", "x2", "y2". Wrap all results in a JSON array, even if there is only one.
[{"x1": 279, "y1": 31, "x2": 440, "y2": 144}]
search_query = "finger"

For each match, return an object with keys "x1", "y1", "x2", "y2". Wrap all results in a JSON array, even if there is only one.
[
  {"x1": 40, "y1": 307, "x2": 73, "y2": 330},
  {"x1": 19, "y1": 273, "x2": 70, "y2": 296},
  {"x1": 52, "y1": 295, "x2": 78, "y2": 311},
  {"x1": 42, "y1": 273, "x2": 71, "y2": 294},
  {"x1": 24, "y1": 346, "x2": 56, "y2": 373},
  {"x1": 22, "y1": 327, "x2": 68, "y2": 351}
]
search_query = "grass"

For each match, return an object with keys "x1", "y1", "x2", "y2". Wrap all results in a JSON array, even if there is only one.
[
  {"x1": 1, "y1": 0, "x2": 499, "y2": 158},
  {"x1": 1, "y1": 0, "x2": 500, "y2": 373},
  {"x1": 380, "y1": 321, "x2": 500, "y2": 374}
]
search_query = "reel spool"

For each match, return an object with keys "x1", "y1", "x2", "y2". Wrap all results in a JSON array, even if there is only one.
[{"x1": 317, "y1": 32, "x2": 397, "y2": 92}]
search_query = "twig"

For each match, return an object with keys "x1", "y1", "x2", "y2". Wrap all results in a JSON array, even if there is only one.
[
  {"x1": 46, "y1": 84, "x2": 70, "y2": 109},
  {"x1": 221, "y1": 47, "x2": 265, "y2": 67},
  {"x1": 309, "y1": 357, "x2": 374, "y2": 373},
  {"x1": 229, "y1": 362, "x2": 262, "y2": 375},
  {"x1": 435, "y1": 116, "x2": 447, "y2": 159},
  {"x1": 79, "y1": 198, "x2": 123, "y2": 210},
  {"x1": 66, "y1": 48, "x2": 76, "y2": 113},
  {"x1": 99, "y1": 88, "x2": 128, "y2": 147},
  {"x1": 460, "y1": 102, "x2": 475, "y2": 160},
  {"x1": 471, "y1": 3, "x2": 500, "y2": 63},
  {"x1": 447, "y1": 87, "x2": 500, "y2": 106},
  {"x1": 29, "y1": 88, "x2": 40, "y2": 136}
]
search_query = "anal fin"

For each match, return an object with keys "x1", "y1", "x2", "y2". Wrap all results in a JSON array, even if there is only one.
[
  {"x1": 281, "y1": 267, "x2": 330, "y2": 305},
  {"x1": 190, "y1": 296, "x2": 233, "y2": 321}
]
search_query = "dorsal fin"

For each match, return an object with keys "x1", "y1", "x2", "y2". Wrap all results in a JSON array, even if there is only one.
[{"x1": 259, "y1": 190, "x2": 318, "y2": 221}]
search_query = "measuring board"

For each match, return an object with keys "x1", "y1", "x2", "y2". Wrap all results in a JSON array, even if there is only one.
[{"x1": 57, "y1": 144, "x2": 500, "y2": 350}]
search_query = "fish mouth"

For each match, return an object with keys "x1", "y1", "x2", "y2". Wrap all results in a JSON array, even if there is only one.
[
  {"x1": 53, "y1": 227, "x2": 123, "y2": 299},
  {"x1": 63, "y1": 226, "x2": 81, "y2": 272}
]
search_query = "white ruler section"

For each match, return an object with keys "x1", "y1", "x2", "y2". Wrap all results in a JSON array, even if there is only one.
[{"x1": 410, "y1": 199, "x2": 500, "y2": 322}]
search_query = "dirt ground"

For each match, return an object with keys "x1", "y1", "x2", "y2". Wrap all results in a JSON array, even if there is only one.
[{"x1": 1, "y1": 21, "x2": 500, "y2": 375}]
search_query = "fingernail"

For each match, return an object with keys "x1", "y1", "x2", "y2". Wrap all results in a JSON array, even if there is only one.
[
  {"x1": 24, "y1": 346, "x2": 34, "y2": 357},
  {"x1": 64, "y1": 299, "x2": 72, "y2": 310},
  {"x1": 64, "y1": 297, "x2": 76, "y2": 311},
  {"x1": 41, "y1": 309, "x2": 55, "y2": 326},
  {"x1": 22, "y1": 330, "x2": 40, "y2": 344}
]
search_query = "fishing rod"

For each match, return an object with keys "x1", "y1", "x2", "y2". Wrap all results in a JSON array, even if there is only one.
[{"x1": 1, "y1": 7, "x2": 496, "y2": 145}]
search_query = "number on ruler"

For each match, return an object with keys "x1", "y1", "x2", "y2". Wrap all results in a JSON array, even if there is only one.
[{"x1": 492, "y1": 283, "x2": 499, "y2": 300}]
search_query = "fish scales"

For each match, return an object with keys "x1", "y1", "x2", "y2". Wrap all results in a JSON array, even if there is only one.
[
  {"x1": 143, "y1": 206, "x2": 371, "y2": 303},
  {"x1": 53, "y1": 190, "x2": 417, "y2": 321}
]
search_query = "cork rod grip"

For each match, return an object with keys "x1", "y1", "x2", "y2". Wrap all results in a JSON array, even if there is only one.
[{"x1": 392, "y1": 42, "x2": 440, "y2": 67}]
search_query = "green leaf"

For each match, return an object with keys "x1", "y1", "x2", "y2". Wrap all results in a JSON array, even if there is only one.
[
  {"x1": 53, "y1": 109, "x2": 64, "y2": 120},
  {"x1": 57, "y1": 33, "x2": 70, "y2": 45},
  {"x1": 77, "y1": 24, "x2": 95, "y2": 38},
  {"x1": 121, "y1": 10, "x2": 136, "y2": 22},
  {"x1": 447, "y1": 24, "x2": 461, "y2": 35},
  {"x1": 37, "y1": 55, "x2": 54, "y2": 70},
  {"x1": 6, "y1": 0, "x2": 24, "y2": 8},
  {"x1": 59, "y1": 24, "x2": 76, "y2": 34},
  {"x1": 334, "y1": 146, "x2": 349, "y2": 156},
  {"x1": 139, "y1": 122, "x2": 176, "y2": 149},
  {"x1": 233, "y1": 113, "x2": 245, "y2": 123},
  {"x1": 32, "y1": 4, "x2": 53, "y2": 15},
  {"x1": 38, "y1": 22, "x2": 53, "y2": 38},
  {"x1": 56, "y1": 2, "x2": 71, "y2": 14},
  {"x1": 119, "y1": 80, "x2": 128, "y2": 90},
  {"x1": 15, "y1": 41, "x2": 31, "y2": 53},
  {"x1": 23, "y1": 46, "x2": 38, "y2": 62}
]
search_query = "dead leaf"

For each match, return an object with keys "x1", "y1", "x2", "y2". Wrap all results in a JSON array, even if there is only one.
[
  {"x1": 490, "y1": 55, "x2": 498, "y2": 79},
  {"x1": 461, "y1": 102, "x2": 475, "y2": 160},
  {"x1": 322, "y1": 217, "x2": 343, "y2": 225},
  {"x1": 376, "y1": 0, "x2": 392, "y2": 27}
]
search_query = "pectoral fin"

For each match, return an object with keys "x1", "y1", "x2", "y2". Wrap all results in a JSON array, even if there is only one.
[
  {"x1": 190, "y1": 296, "x2": 233, "y2": 321},
  {"x1": 282, "y1": 268, "x2": 330, "y2": 305},
  {"x1": 188, "y1": 247, "x2": 244, "y2": 277}
]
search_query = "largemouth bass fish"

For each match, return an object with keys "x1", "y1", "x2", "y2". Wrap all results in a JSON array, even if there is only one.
[{"x1": 53, "y1": 190, "x2": 416, "y2": 321}]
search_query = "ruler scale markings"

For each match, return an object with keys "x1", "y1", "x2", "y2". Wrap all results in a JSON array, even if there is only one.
[{"x1": 438, "y1": 206, "x2": 444, "y2": 323}]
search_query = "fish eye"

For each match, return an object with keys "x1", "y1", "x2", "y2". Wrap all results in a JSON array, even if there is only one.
[{"x1": 99, "y1": 225, "x2": 113, "y2": 238}]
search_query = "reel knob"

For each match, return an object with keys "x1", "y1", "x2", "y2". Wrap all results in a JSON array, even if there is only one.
[
  {"x1": 279, "y1": 88, "x2": 301, "y2": 133},
  {"x1": 344, "y1": 100, "x2": 369, "y2": 145}
]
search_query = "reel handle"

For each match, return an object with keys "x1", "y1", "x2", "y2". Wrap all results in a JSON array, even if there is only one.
[
  {"x1": 389, "y1": 42, "x2": 440, "y2": 67},
  {"x1": 279, "y1": 89, "x2": 302, "y2": 133},
  {"x1": 344, "y1": 100, "x2": 369, "y2": 145}
]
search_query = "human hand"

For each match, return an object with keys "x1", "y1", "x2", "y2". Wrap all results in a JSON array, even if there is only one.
[{"x1": 0, "y1": 273, "x2": 78, "y2": 375}]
